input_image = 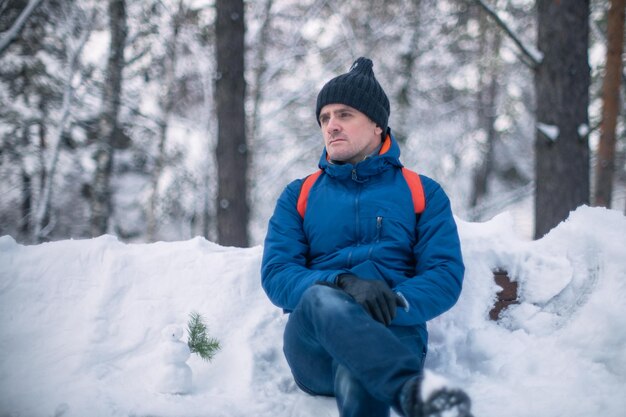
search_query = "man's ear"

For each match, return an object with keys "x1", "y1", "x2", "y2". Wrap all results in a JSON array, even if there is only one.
[{"x1": 375, "y1": 125, "x2": 383, "y2": 136}]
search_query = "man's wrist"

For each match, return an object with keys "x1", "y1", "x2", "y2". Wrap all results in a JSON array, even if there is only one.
[{"x1": 336, "y1": 273, "x2": 357, "y2": 288}]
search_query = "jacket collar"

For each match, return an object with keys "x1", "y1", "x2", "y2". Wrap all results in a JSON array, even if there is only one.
[{"x1": 318, "y1": 129, "x2": 403, "y2": 181}]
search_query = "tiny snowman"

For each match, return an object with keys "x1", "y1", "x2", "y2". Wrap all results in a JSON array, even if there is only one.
[{"x1": 156, "y1": 324, "x2": 192, "y2": 394}]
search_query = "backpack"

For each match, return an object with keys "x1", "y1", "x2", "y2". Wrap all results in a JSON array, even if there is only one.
[{"x1": 296, "y1": 167, "x2": 425, "y2": 218}]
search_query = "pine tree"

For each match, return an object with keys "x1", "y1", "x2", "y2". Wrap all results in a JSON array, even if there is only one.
[{"x1": 186, "y1": 311, "x2": 220, "y2": 362}]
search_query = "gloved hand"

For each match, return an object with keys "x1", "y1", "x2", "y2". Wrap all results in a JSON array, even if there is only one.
[{"x1": 337, "y1": 274, "x2": 406, "y2": 326}]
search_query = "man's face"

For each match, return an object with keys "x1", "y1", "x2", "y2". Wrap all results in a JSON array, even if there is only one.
[{"x1": 319, "y1": 104, "x2": 383, "y2": 165}]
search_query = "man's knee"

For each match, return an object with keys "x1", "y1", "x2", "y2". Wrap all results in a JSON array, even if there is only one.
[{"x1": 298, "y1": 284, "x2": 353, "y2": 318}]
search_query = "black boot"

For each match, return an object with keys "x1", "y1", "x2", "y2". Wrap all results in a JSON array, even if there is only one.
[
  {"x1": 398, "y1": 376, "x2": 423, "y2": 417},
  {"x1": 422, "y1": 387, "x2": 472, "y2": 417},
  {"x1": 398, "y1": 376, "x2": 473, "y2": 417}
]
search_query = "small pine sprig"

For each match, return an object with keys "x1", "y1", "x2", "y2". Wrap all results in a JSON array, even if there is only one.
[{"x1": 187, "y1": 311, "x2": 221, "y2": 362}]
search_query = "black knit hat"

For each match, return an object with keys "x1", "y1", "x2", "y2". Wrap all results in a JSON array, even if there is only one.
[{"x1": 316, "y1": 57, "x2": 390, "y2": 133}]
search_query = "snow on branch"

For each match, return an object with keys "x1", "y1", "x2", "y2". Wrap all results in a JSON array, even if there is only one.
[
  {"x1": 0, "y1": 0, "x2": 44, "y2": 56},
  {"x1": 577, "y1": 124, "x2": 590, "y2": 139},
  {"x1": 537, "y1": 122, "x2": 559, "y2": 142},
  {"x1": 473, "y1": 0, "x2": 543, "y2": 69}
]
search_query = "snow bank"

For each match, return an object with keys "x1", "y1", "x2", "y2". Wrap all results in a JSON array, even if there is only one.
[{"x1": 1, "y1": 206, "x2": 625, "y2": 417}]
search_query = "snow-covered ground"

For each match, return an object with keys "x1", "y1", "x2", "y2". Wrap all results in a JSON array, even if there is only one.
[{"x1": 1, "y1": 206, "x2": 625, "y2": 417}]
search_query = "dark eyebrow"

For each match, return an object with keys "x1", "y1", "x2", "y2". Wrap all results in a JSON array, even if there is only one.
[
  {"x1": 319, "y1": 106, "x2": 355, "y2": 122},
  {"x1": 324, "y1": 107, "x2": 354, "y2": 117}
]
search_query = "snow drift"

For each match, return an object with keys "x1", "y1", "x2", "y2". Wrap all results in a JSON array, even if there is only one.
[{"x1": 1, "y1": 206, "x2": 625, "y2": 417}]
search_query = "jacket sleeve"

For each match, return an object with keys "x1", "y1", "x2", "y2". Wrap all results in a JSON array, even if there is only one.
[
  {"x1": 392, "y1": 176, "x2": 465, "y2": 325},
  {"x1": 261, "y1": 180, "x2": 343, "y2": 311}
]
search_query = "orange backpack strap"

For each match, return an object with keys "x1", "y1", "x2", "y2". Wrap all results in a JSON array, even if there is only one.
[
  {"x1": 296, "y1": 168, "x2": 424, "y2": 218},
  {"x1": 296, "y1": 170, "x2": 323, "y2": 218},
  {"x1": 401, "y1": 167, "x2": 426, "y2": 214}
]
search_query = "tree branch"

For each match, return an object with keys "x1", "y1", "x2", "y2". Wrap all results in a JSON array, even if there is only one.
[
  {"x1": 0, "y1": 0, "x2": 44, "y2": 56},
  {"x1": 473, "y1": 0, "x2": 543, "y2": 69}
]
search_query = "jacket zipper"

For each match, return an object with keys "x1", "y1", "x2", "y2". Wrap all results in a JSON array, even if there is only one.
[
  {"x1": 353, "y1": 169, "x2": 362, "y2": 244},
  {"x1": 368, "y1": 216, "x2": 383, "y2": 258},
  {"x1": 350, "y1": 169, "x2": 361, "y2": 267}
]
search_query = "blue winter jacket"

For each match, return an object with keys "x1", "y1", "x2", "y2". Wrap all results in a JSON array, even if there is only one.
[{"x1": 261, "y1": 132, "x2": 464, "y2": 341}]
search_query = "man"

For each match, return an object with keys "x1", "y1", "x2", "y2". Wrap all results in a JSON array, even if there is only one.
[{"x1": 261, "y1": 57, "x2": 471, "y2": 417}]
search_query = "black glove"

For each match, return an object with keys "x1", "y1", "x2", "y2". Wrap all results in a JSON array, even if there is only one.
[{"x1": 337, "y1": 274, "x2": 406, "y2": 326}]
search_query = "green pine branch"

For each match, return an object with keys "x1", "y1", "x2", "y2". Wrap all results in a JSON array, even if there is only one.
[{"x1": 187, "y1": 311, "x2": 221, "y2": 362}]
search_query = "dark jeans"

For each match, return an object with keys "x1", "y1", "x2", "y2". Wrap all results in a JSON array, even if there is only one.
[{"x1": 283, "y1": 285, "x2": 426, "y2": 417}]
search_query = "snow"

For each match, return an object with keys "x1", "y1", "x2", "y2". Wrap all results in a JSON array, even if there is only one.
[
  {"x1": 537, "y1": 122, "x2": 559, "y2": 142},
  {"x1": 1, "y1": 206, "x2": 625, "y2": 417},
  {"x1": 578, "y1": 123, "x2": 590, "y2": 138},
  {"x1": 156, "y1": 325, "x2": 193, "y2": 395}
]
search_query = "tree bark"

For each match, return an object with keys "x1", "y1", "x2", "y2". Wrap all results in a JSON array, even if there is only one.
[
  {"x1": 215, "y1": 0, "x2": 249, "y2": 247},
  {"x1": 534, "y1": 0, "x2": 590, "y2": 239},
  {"x1": 594, "y1": 0, "x2": 625, "y2": 208},
  {"x1": 90, "y1": 0, "x2": 127, "y2": 237}
]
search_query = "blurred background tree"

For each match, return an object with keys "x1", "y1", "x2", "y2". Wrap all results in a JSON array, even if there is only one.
[{"x1": 0, "y1": 0, "x2": 622, "y2": 245}]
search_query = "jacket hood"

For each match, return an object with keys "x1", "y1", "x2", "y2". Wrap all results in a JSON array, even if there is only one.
[{"x1": 318, "y1": 129, "x2": 403, "y2": 181}]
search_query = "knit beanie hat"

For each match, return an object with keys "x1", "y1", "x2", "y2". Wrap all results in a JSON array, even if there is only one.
[{"x1": 316, "y1": 57, "x2": 390, "y2": 133}]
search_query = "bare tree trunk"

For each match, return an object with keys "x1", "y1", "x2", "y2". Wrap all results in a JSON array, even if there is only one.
[
  {"x1": 19, "y1": 126, "x2": 32, "y2": 238},
  {"x1": 186, "y1": 25, "x2": 216, "y2": 241},
  {"x1": 200, "y1": 61, "x2": 214, "y2": 241},
  {"x1": 249, "y1": 0, "x2": 274, "y2": 144},
  {"x1": 90, "y1": 0, "x2": 127, "y2": 237},
  {"x1": 147, "y1": 0, "x2": 183, "y2": 242},
  {"x1": 32, "y1": 75, "x2": 71, "y2": 241},
  {"x1": 32, "y1": 10, "x2": 93, "y2": 242},
  {"x1": 594, "y1": 0, "x2": 625, "y2": 208},
  {"x1": 534, "y1": 0, "x2": 590, "y2": 239},
  {"x1": 394, "y1": 0, "x2": 422, "y2": 143},
  {"x1": 215, "y1": 0, "x2": 249, "y2": 247},
  {"x1": 470, "y1": 14, "x2": 502, "y2": 210},
  {"x1": 146, "y1": 120, "x2": 168, "y2": 241}
]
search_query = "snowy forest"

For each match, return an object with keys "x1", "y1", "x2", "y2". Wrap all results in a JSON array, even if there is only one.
[{"x1": 0, "y1": 0, "x2": 624, "y2": 247}]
